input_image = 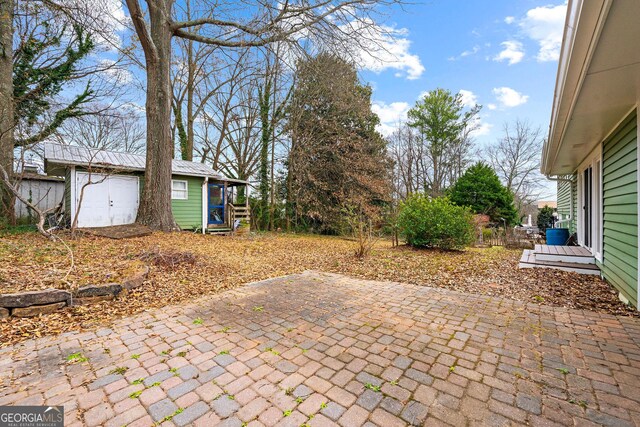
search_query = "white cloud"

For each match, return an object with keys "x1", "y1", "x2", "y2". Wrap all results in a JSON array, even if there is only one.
[
  {"x1": 519, "y1": 4, "x2": 567, "y2": 62},
  {"x1": 344, "y1": 20, "x2": 425, "y2": 80},
  {"x1": 448, "y1": 45, "x2": 480, "y2": 61},
  {"x1": 458, "y1": 90, "x2": 478, "y2": 108},
  {"x1": 60, "y1": 0, "x2": 128, "y2": 50},
  {"x1": 494, "y1": 40, "x2": 524, "y2": 65},
  {"x1": 470, "y1": 116, "x2": 493, "y2": 137},
  {"x1": 504, "y1": 16, "x2": 516, "y2": 25},
  {"x1": 99, "y1": 59, "x2": 133, "y2": 84},
  {"x1": 493, "y1": 87, "x2": 529, "y2": 107},
  {"x1": 487, "y1": 103, "x2": 497, "y2": 110},
  {"x1": 371, "y1": 101, "x2": 410, "y2": 136}
]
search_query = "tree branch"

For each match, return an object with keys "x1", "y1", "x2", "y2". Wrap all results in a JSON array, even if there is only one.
[{"x1": 125, "y1": 0, "x2": 158, "y2": 63}]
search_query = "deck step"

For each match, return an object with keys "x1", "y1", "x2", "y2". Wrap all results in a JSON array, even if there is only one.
[
  {"x1": 519, "y1": 250, "x2": 600, "y2": 275},
  {"x1": 533, "y1": 244, "x2": 595, "y2": 264},
  {"x1": 535, "y1": 253, "x2": 596, "y2": 264},
  {"x1": 207, "y1": 228, "x2": 233, "y2": 236}
]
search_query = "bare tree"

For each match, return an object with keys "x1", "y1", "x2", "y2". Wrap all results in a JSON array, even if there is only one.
[
  {"x1": 0, "y1": 0, "x2": 14, "y2": 225},
  {"x1": 388, "y1": 122, "x2": 421, "y2": 199},
  {"x1": 217, "y1": 79, "x2": 262, "y2": 183},
  {"x1": 195, "y1": 49, "x2": 258, "y2": 170},
  {"x1": 55, "y1": 105, "x2": 145, "y2": 154},
  {"x1": 119, "y1": 0, "x2": 404, "y2": 230},
  {"x1": 485, "y1": 119, "x2": 545, "y2": 216}
]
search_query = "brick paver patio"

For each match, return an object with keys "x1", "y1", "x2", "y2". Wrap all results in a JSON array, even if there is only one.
[{"x1": 2, "y1": 271, "x2": 640, "y2": 426}]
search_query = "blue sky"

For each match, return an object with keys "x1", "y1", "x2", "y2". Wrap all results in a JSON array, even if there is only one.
[
  {"x1": 75, "y1": 0, "x2": 566, "y2": 197},
  {"x1": 360, "y1": 0, "x2": 567, "y2": 155}
]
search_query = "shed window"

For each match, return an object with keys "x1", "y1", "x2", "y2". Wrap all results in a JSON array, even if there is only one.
[{"x1": 171, "y1": 180, "x2": 188, "y2": 200}]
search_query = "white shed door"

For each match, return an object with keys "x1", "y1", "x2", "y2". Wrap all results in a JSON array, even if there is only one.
[{"x1": 75, "y1": 173, "x2": 139, "y2": 227}]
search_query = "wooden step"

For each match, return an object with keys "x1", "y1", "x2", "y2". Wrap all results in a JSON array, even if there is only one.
[
  {"x1": 519, "y1": 250, "x2": 600, "y2": 275},
  {"x1": 207, "y1": 227, "x2": 232, "y2": 236},
  {"x1": 534, "y1": 244, "x2": 595, "y2": 264}
]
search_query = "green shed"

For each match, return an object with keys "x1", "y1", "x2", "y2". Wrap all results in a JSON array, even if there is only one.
[{"x1": 44, "y1": 143, "x2": 250, "y2": 233}]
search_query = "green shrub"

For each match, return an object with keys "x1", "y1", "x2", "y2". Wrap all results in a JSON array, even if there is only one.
[
  {"x1": 448, "y1": 162, "x2": 518, "y2": 225},
  {"x1": 537, "y1": 205, "x2": 554, "y2": 232},
  {"x1": 398, "y1": 195, "x2": 475, "y2": 250}
]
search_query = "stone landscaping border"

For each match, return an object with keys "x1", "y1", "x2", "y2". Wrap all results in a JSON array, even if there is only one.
[{"x1": 0, "y1": 265, "x2": 149, "y2": 318}]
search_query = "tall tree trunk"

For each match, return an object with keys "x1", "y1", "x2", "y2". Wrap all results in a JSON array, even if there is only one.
[
  {"x1": 185, "y1": 39, "x2": 194, "y2": 161},
  {"x1": 258, "y1": 81, "x2": 271, "y2": 230},
  {"x1": 136, "y1": 0, "x2": 177, "y2": 231},
  {"x1": 269, "y1": 121, "x2": 275, "y2": 231},
  {"x1": 0, "y1": 0, "x2": 15, "y2": 225}
]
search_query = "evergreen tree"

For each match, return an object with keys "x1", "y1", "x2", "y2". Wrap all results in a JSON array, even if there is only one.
[
  {"x1": 448, "y1": 162, "x2": 518, "y2": 225},
  {"x1": 537, "y1": 205, "x2": 555, "y2": 232},
  {"x1": 13, "y1": 23, "x2": 95, "y2": 147},
  {"x1": 286, "y1": 53, "x2": 391, "y2": 233}
]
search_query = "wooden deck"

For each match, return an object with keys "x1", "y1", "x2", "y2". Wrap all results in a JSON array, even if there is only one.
[
  {"x1": 520, "y1": 245, "x2": 600, "y2": 275},
  {"x1": 534, "y1": 244, "x2": 592, "y2": 257}
]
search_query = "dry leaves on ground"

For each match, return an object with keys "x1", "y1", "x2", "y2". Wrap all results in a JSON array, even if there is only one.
[{"x1": 0, "y1": 231, "x2": 636, "y2": 345}]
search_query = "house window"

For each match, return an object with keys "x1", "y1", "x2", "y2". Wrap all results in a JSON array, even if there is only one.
[{"x1": 171, "y1": 180, "x2": 188, "y2": 200}]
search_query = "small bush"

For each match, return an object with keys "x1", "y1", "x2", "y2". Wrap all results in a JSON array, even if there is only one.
[{"x1": 398, "y1": 195, "x2": 475, "y2": 250}]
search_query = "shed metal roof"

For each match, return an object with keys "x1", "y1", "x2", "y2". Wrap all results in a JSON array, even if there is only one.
[{"x1": 44, "y1": 143, "x2": 223, "y2": 179}]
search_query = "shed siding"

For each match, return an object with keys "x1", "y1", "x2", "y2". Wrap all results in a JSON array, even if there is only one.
[
  {"x1": 64, "y1": 168, "x2": 72, "y2": 224},
  {"x1": 602, "y1": 111, "x2": 638, "y2": 307},
  {"x1": 15, "y1": 179, "x2": 64, "y2": 219},
  {"x1": 171, "y1": 175, "x2": 203, "y2": 230}
]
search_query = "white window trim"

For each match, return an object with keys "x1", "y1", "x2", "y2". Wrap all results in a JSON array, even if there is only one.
[
  {"x1": 201, "y1": 177, "x2": 208, "y2": 234},
  {"x1": 576, "y1": 145, "x2": 603, "y2": 261},
  {"x1": 171, "y1": 179, "x2": 189, "y2": 200}
]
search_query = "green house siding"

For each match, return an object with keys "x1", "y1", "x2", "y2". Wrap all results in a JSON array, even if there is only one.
[
  {"x1": 571, "y1": 178, "x2": 577, "y2": 233},
  {"x1": 171, "y1": 175, "x2": 203, "y2": 230},
  {"x1": 602, "y1": 111, "x2": 638, "y2": 307},
  {"x1": 557, "y1": 176, "x2": 577, "y2": 233}
]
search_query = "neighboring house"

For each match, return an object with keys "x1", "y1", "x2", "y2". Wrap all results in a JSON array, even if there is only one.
[
  {"x1": 43, "y1": 143, "x2": 250, "y2": 232},
  {"x1": 542, "y1": 0, "x2": 639, "y2": 307}
]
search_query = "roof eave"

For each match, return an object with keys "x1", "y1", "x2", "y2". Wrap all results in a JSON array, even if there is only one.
[
  {"x1": 543, "y1": 0, "x2": 611, "y2": 176},
  {"x1": 46, "y1": 159, "x2": 219, "y2": 179}
]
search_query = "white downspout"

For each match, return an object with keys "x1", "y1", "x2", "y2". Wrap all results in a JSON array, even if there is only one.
[{"x1": 202, "y1": 177, "x2": 208, "y2": 234}]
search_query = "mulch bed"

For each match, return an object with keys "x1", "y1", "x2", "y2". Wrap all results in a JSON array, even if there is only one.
[{"x1": 0, "y1": 232, "x2": 636, "y2": 345}]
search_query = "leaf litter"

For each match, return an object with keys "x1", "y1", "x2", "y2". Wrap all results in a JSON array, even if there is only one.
[{"x1": 0, "y1": 231, "x2": 636, "y2": 346}]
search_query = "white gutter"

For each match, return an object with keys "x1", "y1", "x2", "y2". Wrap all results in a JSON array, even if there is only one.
[
  {"x1": 543, "y1": 0, "x2": 612, "y2": 175},
  {"x1": 543, "y1": 0, "x2": 583, "y2": 174}
]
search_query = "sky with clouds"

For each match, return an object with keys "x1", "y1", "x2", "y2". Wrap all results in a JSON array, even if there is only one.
[
  {"x1": 80, "y1": 0, "x2": 565, "y2": 198},
  {"x1": 363, "y1": 0, "x2": 566, "y2": 156}
]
